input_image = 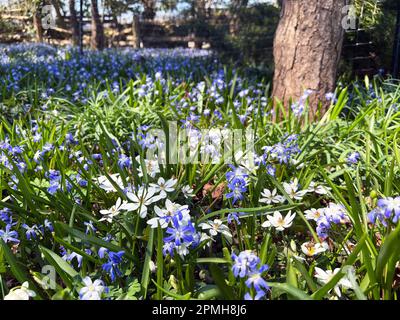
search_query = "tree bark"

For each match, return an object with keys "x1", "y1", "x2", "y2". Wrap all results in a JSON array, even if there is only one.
[
  {"x1": 132, "y1": 14, "x2": 140, "y2": 48},
  {"x1": 33, "y1": 4, "x2": 44, "y2": 42},
  {"x1": 272, "y1": 0, "x2": 346, "y2": 119},
  {"x1": 229, "y1": 0, "x2": 248, "y2": 37},
  {"x1": 69, "y1": 0, "x2": 79, "y2": 46},
  {"x1": 90, "y1": 0, "x2": 105, "y2": 50},
  {"x1": 141, "y1": 0, "x2": 156, "y2": 20}
]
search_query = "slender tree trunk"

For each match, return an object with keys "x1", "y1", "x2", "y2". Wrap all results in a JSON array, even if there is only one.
[
  {"x1": 69, "y1": 0, "x2": 79, "y2": 46},
  {"x1": 90, "y1": 0, "x2": 105, "y2": 50},
  {"x1": 272, "y1": 0, "x2": 346, "y2": 119},
  {"x1": 132, "y1": 14, "x2": 140, "y2": 48},
  {"x1": 142, "y1": 0, "x2": 156, "y2": 20},
  {"x1": 33, "y1": 3, "x2": 44, "y2": 42},
  {"x1": 229, "y1": 0, "x2": 248, "y2": 37}
]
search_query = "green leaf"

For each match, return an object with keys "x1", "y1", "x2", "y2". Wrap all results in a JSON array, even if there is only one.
[
  {"x1": 209, "y1": 264, "x2": 236, "y2": 300},
  {"x1": 39, "y1": 246, "x2": 79, "y2": 289},
  {"x1": 267, "y1": 282, "x2": 312, "y2": 300}
]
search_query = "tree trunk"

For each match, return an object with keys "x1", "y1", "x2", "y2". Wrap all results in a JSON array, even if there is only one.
[
  {"x1": 272, "y1": 0, "x2": 345, "y2": 119},
  {"x1": 90, "y1": 0, "x2": 105, "y2": 50},
  {"x1": 33, "y1": 4, "x2": 44, "y2": 42},
  {"x1": 142, "y1": 0, "x2": 156, "y2": 20},
  {"x1": 69, "y1": 0, "x2": 79, "y2": 46},
  {"x1": 229, "y1": 0, "x2": 248, "y2": 37},
  {"x1": 132, "y1": 14, "x2": 140, "y2": 48}
]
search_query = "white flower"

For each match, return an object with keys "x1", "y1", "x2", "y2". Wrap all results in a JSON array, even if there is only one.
[
  {"x1": 314, "y1": 267, "x2": 352, "y2": 297},
  {"x1": 283, "y1": 178, "x2": 308, "y2": 200},
  {"x1": 304, "y1": 208, "x2": 324, "y2": 221},
  {"x1": 259, "y1": 188, "x2": 285, "y2": 204},
  {"x1": 79, "y1": 277, "x2": 105, "y2": 300},
  {"x1": 147, "y1": 199, "x2": 190, "y2": 228},
  {"x1": 301, "y1": 241, "x2": 328, "y2": 257},
  {"x1": 261, "y1": 211, "x2": 296, "y2": 231},
  {"x1": 99, "y1": 197, "x2": 126, "y2": 223},
  {"x1": 96, "y1": 173, "x2": 125, "y2": 193},
  {"x1": 136, "y1": 156, "x2": 160, "y2": 178},
  {"x1": 307, "y1": 181, "x2": 331, "y2": 195},
  {"x1": 182, "y1": 185, "x2": 195, "y2": 198},
  {"x1": 4, "y1": 282, "x2": 36, "y2": 300},
  {"x1": 149, "y1": 260, "x2": 157, "y2": 273},
  {"x1": 122, "y1": 186, "x2": 158, "y2": 218},
  {"x1": 150, "y1": 177, "x2": 177, "y2": 199},
  {"x1": 199, "y1": 219, "x2": 232, "y2": 241}
]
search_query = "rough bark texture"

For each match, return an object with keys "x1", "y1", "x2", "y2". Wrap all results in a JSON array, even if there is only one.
[
  {"x1": 132, "y1": 15, "x2": 141, "y2": 48},
  {"x1": 90, "y1": 0, "x2": 105, "y2": 50},
  {"x1": 272, "y1": 0, "x2": 346, "y2": 118},
  {"x1": 69, "y1": 0, "x2": 79, "y2": 46},
  {"x1": 33, "y1": 4, "x2": 43, "y2": 43}
]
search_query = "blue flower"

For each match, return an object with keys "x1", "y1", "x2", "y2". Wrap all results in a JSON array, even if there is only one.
[
  {"x1": 102, "y1": 251, "x2": 125, "y2": 282},
  {"x1": 84, "y1": 221, "x2": 96, "y2": 234},
  {"x1": 22, "y1": 224, "x2": 39, "y2": 240},
  {"x1": 118, "y1": 154, "x2": 132, "y2": 169},
  {"x1": 164, "y1": 219, "x2": 195, "y2": 247},
  {"x1": 0, "y1": 208, "x2": 12, "y2": 224},
  {"x1": 245, "y1": 265, "x2": 270, "y2": 292},
  {"x1": 227, "y1": 212, "x2": 244, "y2": 225},
  {"x1": 231, "y1": 250, "x2": 260, "y2": 278},
  {"x1": 347, "y1": 152, "x2": 360, "y2": 164},
  {"x1": 226, "y1": 178, "x2": 247, "y2": 204},
  {"x1": 66, "y1": 252, "x2": 83, "y2": 268},
  {"x1": 44, "y1": 219, "x2": 54, "y2": 232},
  {"x1": 0, "y1": 224, "x2": 19, "y2": 244},
  {"x1": 244, "y1": 290, "x2": 266, "y2": 300}
]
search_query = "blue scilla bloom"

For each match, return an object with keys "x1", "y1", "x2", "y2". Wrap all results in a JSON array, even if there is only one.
[
  {"x1": 369, "y1": 196, "x2": 400, "y2": 225},
  {"x1": 227, "y1": 212, "x2": 244, "y2": 225},
  {"x1": 66, "y1": 252, "x2": 83, "y2": 268},
  {"x1": 244, "y1": 290, "x2": 266, "y2": 300},
  {"x1": 65, "y1": 132, "x2": 77, "y2": 145},
  {"x1": 347, "y1": 151, "x2": 360, "y2": 164},
  {"x1": 84, "y1": 221, "x2": 96, "y2": 234},
  {"x1": 42, "y1": 143, "x2": 54, "y2": 153},
  {"x1": 164, "y1": 219, "x2": 195, "y2": 247},
  {"x1": 98, "y1": 247, "x2": 108, "y2": 259},
  {"x1": 48, "y1": 180, "x2": 62, "y2": 194},
  {"x1": 33, "y1": 132, "x2": 42, "y2": 143},
  {"x1": 44, "y1": 219, "x2": 54, "y2": 232},
  {"x1": 75, "y1": 173, "x2": 88, "y2": 187},
  {"x1": 377, "y1": 197, "x2": 400, "y2": 221},
  {"x1": 266, "y1": 165, "x2": 276, "y2": 177},
  {"x1": 226, "y1": 178, "x2": 247, "y2": 204},
  {"x1": 92, "y1": 153, "x2": 102, "y2": 160},
  {"x1": 226, "y1": 165, "x2": 249, "y2": 183},
  {"x1": 22, "y1": 224, "x2": 39, "y2": 240},
  {"x1": 118, "y1": 154, "x2": 132, "y2": 169},
  {"x1": 11, "y1": 146, "x2": 23, "y2": 155},
  {"x1": 0, "y1": 224, "x2": 19, "y2": 244},
  {"x1": 102, "y1": 251, "x2": 125, "y2": 282},
  {"x1": 46, "y1": 169, "x2": 61, "y2": 181},
  {"x1": 245, "y1": 265, "x2": 270, "y2": 292},
  {"x1": 162, "y1": 242, "x2": 175, "y2": 257},
  {"x1": 0, "y1": 208, "x2": 12, "y2": 224},
  {"x1": 231, "y1": 250, "x2": 260, "y2": 278}
]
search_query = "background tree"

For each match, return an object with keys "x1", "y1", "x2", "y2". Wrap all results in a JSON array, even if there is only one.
[
  {"x1": 69, "y1": 0, "x2": 80, "y2": 45},
  {"x1": 90, "y1": 0, "x2": 105, "y2": 49},
  {"x1": 272, "y1": 0, "x2": 346, "y2": 118}
]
